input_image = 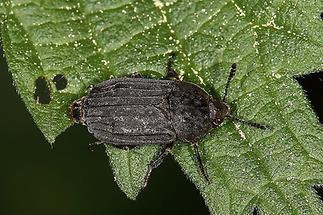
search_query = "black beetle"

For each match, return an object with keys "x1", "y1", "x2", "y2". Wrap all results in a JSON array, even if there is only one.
[{"x1": 69, "y1": 53, "x2": 266, "y2": 184}]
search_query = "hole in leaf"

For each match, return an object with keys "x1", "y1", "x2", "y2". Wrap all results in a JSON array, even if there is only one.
[
  {"x1": 252, "y1": 206, "x2": 260, "y2": 215},
  {"x1": 53, "y1": 74, "x2": 67, "y2": 90},
  {"x1": 295, "y1": 71, "x2": 323, "y2": 124},
  {"x1": 313, "y1": 184, "x2": 323, "y2": 202},
  {"x1": 34, "y1": 76, "x2": 51, "y2": 104},
  {"x1": 320, "y1": 12, "x2": 323, "y2": 20}
]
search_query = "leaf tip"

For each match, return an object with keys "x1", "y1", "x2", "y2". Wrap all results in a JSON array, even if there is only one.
[{"x1": 114, "y1": 177, "x2": 142, "y2": 201}]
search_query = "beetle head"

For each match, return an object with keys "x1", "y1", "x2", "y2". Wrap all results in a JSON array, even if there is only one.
[
  {"x1": 209, "y1": 99, "x2": 230, "y2": 127},
  {"x1": 69, "y1": 97, "x2": 85, "y2": 124}
]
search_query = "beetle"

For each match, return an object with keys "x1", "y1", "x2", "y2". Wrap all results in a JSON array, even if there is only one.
[{"x1": 69, "y1": 52, "x2": 267, "y2": 184}]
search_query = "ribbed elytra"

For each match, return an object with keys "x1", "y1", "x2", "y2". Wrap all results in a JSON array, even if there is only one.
[{"x1": 69, "y1": 52, "x2": 267, "y2": 185}]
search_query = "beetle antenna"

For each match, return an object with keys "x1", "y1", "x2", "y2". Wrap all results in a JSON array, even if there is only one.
[
  {"x1": 223, "y1": 63, "x2": 237, "y2": 103},
  {"x1": 192, "y1": 143, "x2": 210, "y2": 183},
  {"x1": 164, "y1": 51, "x2": 179, "y2": 80},
  {"x1": 230, "y1": 116, "x2": 270, "y2": 130}
]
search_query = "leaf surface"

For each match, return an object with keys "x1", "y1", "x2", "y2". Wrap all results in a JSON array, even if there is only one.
[{"x1": 1, "y1": 0, "x2": 323, "y2": 214}]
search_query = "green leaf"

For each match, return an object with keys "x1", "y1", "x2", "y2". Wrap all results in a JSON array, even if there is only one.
[
  {"x1": 0, "y1": 2, "x2": 5, "y2": 23},
  {"x1": 1, "y1": 0, "x2": 323, "y2": 214},
  {"x1": 105, "y1": 144, "x2": 160, "y2": 200}
]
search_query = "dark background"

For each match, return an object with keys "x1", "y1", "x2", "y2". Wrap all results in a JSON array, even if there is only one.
[{"x1": 0, "y1": 41, "x2": 322, "y2": 215}]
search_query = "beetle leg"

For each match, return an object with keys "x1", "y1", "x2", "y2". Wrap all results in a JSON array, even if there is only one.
[
  {"x1": 164, "y1": 51, "x2": 179, "y2": 80},
  {"x1": 88, "y1": 141, "x2": 104, "y2": 152},
  {"x1": 129, "y1": 72, "x2": 143, "y2": 78},
  {"x1": 144, "y1": 143, "x2": 174, "y2": 186},
  {"x1": 90, "y1": 142, "x2": 137, "y2": 152},
  {"x1": 192, "y1": 143, "x2": 210, "y2": 183},
  {"x1": 113, "y1": 145, "x2": 137, "y2": 150}
]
